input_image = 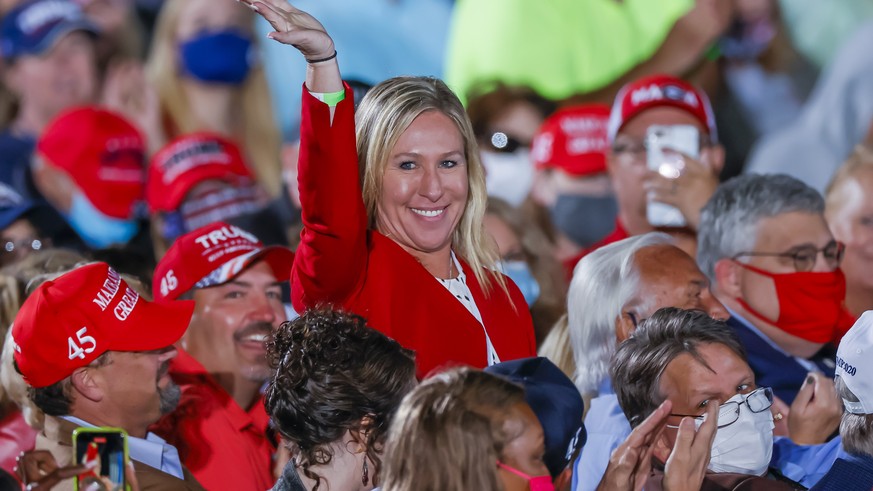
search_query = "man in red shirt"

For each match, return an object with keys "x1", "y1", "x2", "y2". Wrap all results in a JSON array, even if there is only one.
[
  {"x1": 589, "y1": 74, "x2": 725, "y2": 260},
  {"x1": 152, "y1": 222, "x2": 294, "y2": 491}
]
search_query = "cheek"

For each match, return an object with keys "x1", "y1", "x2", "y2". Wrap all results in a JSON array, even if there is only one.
[{"x1": 740, "y1": 272, "x2": 780, "y2": 318}]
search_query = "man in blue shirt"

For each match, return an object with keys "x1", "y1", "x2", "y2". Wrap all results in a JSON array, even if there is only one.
[{"x1": 11, "y1": 263, "x2": 205, "y2": 489}]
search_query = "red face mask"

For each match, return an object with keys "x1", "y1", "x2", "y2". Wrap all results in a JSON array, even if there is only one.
[{"x1": 734, "y1": 261, "x2": 853, "y2": 344}]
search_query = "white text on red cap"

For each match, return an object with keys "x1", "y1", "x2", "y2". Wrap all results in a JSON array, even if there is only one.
[
  {"x1": 630, "y1": 84, "x2": 698, "y2": 108},
  {"x1": 92, "y1": 268, "x2": 122, "y2": 311},
  {"x1": 194, "y1": 225, "x2": 258, "y2": 250}
]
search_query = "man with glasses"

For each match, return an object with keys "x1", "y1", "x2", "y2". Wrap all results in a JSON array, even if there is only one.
[
  {"x1": 698, "y1": 173, "x2": 852, "y2": 416},
  {"x1": 612, "y1": 307, "x2": 840, "y2": 489},
  {"x1": 592, "y1": 75, "x2": 724, "y2": 257}
]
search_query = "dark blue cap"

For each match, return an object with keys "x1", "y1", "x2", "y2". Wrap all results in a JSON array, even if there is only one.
[
  {"x1": 0, "y1": 183, "x2": 35, "y2": 230},
  {"x1": 1, "y1": 0, "x2": 98, "y2": 60},
  {"x1": 486, "y1": 357, "x2": 586, "y2": 478}
]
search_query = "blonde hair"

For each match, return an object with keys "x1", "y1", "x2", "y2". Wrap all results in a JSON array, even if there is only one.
[
  {"x1": 538, "y1": 315, "x2": 576, "y2": 380},
  {"x1": 382, "y1": 367, "x2": 525, "y2": 491},
  {"x1": 826, "y1": 144, "x2": 873, "y2": 211},
  {"x1": 146, "y1": 0, "x2": 282, "y2": 197},
  {"x1": 355, "y1": 77, "x2": 504, "y2": 295}
]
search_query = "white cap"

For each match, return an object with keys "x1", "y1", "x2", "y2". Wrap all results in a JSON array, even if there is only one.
[{"x1": 836, "y1": 311, "x2": 873, "y2": 414}]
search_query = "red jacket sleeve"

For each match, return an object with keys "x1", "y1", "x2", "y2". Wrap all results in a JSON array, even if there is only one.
[{"x1": 291, "y1": 85, "x2": 368, "y2": 311}]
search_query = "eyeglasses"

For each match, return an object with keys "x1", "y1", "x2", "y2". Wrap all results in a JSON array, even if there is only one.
[
  {"x1": 732, "y1": 241, "x2": 845, "y2": 272},
  {"x1": 669, "y1": 387, "x2": 773, "y2": 429},
  {"x1": 611, "y1": 135, "x2": 714, "y2": 158},
  {"x1": 483, "y1": 131, "x2": 529, "y2": 154},
  {"x1": 0, "y1": 238, "x2": 48, "y2": 265}
]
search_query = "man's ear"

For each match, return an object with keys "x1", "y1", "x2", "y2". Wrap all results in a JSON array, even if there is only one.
[
  {"x1": 554, "y1": 466, "x2": 573, "y2": 491},
  {"x1": 713, "y1": 258, "x2": 741, "y2": 298},
  {"x1": 69, "y1": 367, "x2": 104, "y2": 404},
  {"x1": 703, "y1": 143, "x2": 726, "y2": 175},
  {"x1": 3, "y1": 62, "x2": 24, "y2": 97},
  {"x1": 652, "y1": 429, "x2": 673, "y2": 464},
  {"x1": 616, "y1": 313, "x2": 636, "y2": 343}
]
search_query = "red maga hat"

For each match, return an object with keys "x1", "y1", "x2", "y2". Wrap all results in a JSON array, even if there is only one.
[
  {"x1": 607, "y1": 74, "x2": 717, "y2": 143},
  {"x1": 531, "y1": 104, "x2": 610, "y2": 177},
  {"x1": 37, "y1": 107, "x2": 146, "y2": 219},
  {"x1": 11, "y1": 262, "x2": 194, "y2": 388},
  {"x1": 153, "y1": 222, "x2": 294, "y2": 302},
  {"x1": 147, "y1": 133, "x2": 254, "y2": 213}
]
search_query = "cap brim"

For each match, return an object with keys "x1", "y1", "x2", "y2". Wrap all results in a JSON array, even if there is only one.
[
  {"x1": 0, "y1": 203, "x2": 35, "y2": 230},
  {"x1": 195, "y1": 246, "x2": 294, "y2": 289},
  {"x1": 27, "y1": 19, "x2": 99, "y2": 57},
  {"x1": 110, "y1": 299, "x2": 194, "y2": 352}
]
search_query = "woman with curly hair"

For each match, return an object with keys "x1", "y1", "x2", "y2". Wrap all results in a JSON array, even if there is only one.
[{"x1": 266, "y1": 309, "x2": 416, "y2": 491}]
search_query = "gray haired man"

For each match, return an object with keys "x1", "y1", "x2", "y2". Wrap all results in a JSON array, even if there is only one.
[
  {"x1": 697, "y1": 174, "x2": 847, "y2": 434},
  {"x1": 568, "y1": 232, "x2": 728, "y2": 490}
]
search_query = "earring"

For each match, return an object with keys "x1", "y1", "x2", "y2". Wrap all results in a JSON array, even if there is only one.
[{"x1": 362, "y1": 458, "x2": 369, "y2": 486}]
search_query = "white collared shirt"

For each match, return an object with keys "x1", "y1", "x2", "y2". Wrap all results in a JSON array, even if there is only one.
[{"x1": 62, "y1": 416, "x2": 185, "y2": 479}]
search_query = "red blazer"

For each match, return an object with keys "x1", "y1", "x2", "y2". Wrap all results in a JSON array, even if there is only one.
[{"x1": 291, "y1": 85, "x2": 536, "y2": 378}]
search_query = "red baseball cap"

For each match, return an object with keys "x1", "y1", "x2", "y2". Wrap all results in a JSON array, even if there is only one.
[
  {"x1": 147, "y1": 133, "x2": 254, "y2": 213},
  {"x1": 607, "y1": 74, "x2": 717, "y2": 143},
  {"x1": 531, "y1": 104, "x2": 610, "y2": 177},
  {"x1": 11, "y1": 262, "x2": 194, "y2": 388},
  {"x1": 153, "y1": 222, "x2": 294, "y2": 302},
  {"x1": 37, "y1": 107, "x2": 146, "y2": 220}
]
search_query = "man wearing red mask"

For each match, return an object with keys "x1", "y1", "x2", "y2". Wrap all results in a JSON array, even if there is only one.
[{"x1": 697, "y1": 174, "x2": 854, "y2": 405}]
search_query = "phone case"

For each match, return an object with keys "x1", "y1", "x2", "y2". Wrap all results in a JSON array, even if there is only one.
[
  {"x1": 645, "y1": 125, "x2": 700, "y2": 228},
  {"x1": 72, "y1": 427, "x2": 129, "y2": 491}
]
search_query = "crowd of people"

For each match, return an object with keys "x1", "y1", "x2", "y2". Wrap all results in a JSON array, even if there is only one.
[{"x1": 0, "y1": 0, "x2": 873, "y2": 490}]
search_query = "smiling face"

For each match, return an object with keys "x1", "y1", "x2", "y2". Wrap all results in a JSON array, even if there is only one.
[
  {"x1": 375, "y1": 110, "x2": 469, "y2": 258},
  {"x1": 187, "y1": 261, "x2": 286, "y2": 384}
]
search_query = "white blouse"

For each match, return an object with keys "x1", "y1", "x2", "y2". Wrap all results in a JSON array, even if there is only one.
[{"x1": 436, "y1": 252, "x2": 500, "y2": 366}]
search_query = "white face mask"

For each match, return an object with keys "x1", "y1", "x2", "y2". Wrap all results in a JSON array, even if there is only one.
[
  {"x1": 701, "y1": 391, "x2": 775, "y2": 476},
  {"x1": 480, "y1": 149, "x2": 533, "y2": 207}
]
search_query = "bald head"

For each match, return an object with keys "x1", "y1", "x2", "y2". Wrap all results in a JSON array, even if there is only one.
[{"x1": 627, "y1": 244, "x2": 728, "y2": 323}]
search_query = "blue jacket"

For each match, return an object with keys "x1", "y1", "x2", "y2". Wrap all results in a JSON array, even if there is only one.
[
  {"x1": 727, "y1": 316, "x2": 836, "y2": 405},
  {"x1": 810, "y1": 451, "x2": 873, "y2": 491}
]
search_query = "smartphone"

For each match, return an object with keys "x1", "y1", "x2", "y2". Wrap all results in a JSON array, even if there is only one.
[
  {"x1": 72, "y1": 427, "x2": 128, "y2": 491},
  {"x1": 645, "y1": 125, "x2": 700, "y2": 227}
]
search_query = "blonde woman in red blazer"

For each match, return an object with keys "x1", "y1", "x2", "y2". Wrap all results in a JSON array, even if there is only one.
[{"x1": 246, "y1": 0, "x2": 536, "y2": 377}]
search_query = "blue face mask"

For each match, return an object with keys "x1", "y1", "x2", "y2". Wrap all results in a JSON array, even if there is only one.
[
  {"x1": 179, "y1": 30, "x2": 254, "y2": 85},
  {"x1": 66, "y1": 192, "x2": 139, "y2": 249},
  {"x1": 501, "y1": 260, "x2": 541, "y2": 307}
]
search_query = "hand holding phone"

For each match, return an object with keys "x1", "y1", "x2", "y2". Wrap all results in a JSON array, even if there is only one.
[
  {"x1": 645, "y1": 125, "x2": 700, "y2": 227},
  {"x1": 73, "y1": 427, "x2": 128, "y2": 491}
]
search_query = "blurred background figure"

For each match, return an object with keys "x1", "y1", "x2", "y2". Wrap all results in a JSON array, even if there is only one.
[
  {"x1": 530, "y1": 104, "x2": 616, "y2": 270},
  {"x1": 73, "y1": 0, "x2": 145, "y2": 61},
  {"x1": 32, "y1": 106, "x2": 147, "y2": 253},
  {"x1": 484, "y1": 198, "x2": 566, "y2": 344},
  {"x1": 446, "y1": 0, "x2": 731, "y2": 104},
  {"x1": 466, "y1": 82, "x2": 555, "y2": 208},
  {"x1": 146, "y1": 133, "x2": 274, "y2": 258},
  {"x1": 0, "y1": 0, "x2": 99, "y2": 199},
  {"x1": 146, "y1": 0, "x2": 281, "y2": 197},
  {"x1": 825, "y1": 145, "x2": 873, "y2": 317}
]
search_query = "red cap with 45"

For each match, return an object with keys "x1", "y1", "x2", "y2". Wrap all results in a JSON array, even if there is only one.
[
  {"x1": 153, "y1": 222, "x2": 294, "y2": 302},
  {"x1": 11, "y1": 263, "x2": 194, "y2": 388}
]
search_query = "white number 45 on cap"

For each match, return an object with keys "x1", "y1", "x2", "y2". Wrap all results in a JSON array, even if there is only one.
[{"x1": 68, "y1": 327, "x2": 97, "y2": 360}]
